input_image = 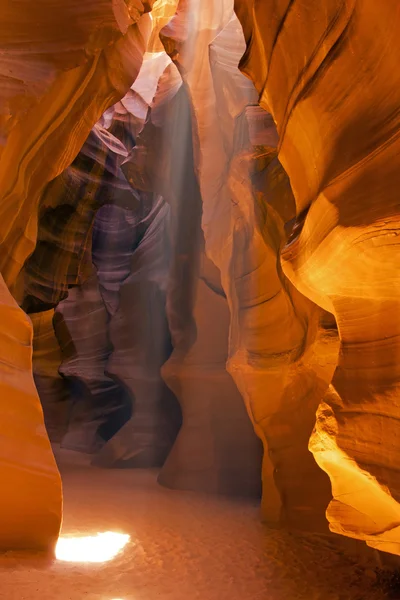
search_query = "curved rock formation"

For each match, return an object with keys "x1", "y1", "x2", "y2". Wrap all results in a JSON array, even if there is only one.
[
  {"x1": 22, "y1": 94, "x2": 138, "y2": 314},
  {"x1": 234, "y1": 0, "x2": 400, "y2": 554},
  {"x1": 0, "y1": 277, "x2": 61, "y2": 551},
  {"x1": 23, "y1": 33, "x2": 168, "y2": 455},
  {"x1": 31, "y1": 309, "x2": 70, "y2": 443},
  {"x1": 160, "y1": 245, "x2": 264, "y2": 496},
  {"x1": 1, "y1": 2, "x2": 153, "y2": 290},
  {"x1": 94, "y1": 196, "x2": 181, "y2": 468},
  {"x1": 47, "y1": 80, "x2": 181, "y2": 464},
  {"x1": 148, "y1": 0, "x2": 179, "y2": 52},
  {"x1": 4, "y1": 0, "x2": 399, "y2": 560},
  {"x1": 159, "y1": 1, "x2": 338, "y2": 526},
  {"x1": 122, "y1": 42, "x2": 263, "y2": 495},
  {"x1": 0, "y1": 0, "x2": 152, "y2": 551},
  {"x1": 227, "y1": 124, "x2": 339, "y2": 529},
  {"x1": 55, "y1": 268, "x2": 133, "y2": 454}
]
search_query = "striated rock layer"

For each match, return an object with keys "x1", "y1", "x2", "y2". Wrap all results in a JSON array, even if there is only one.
[
  {"x1": 234, "y1": 0, "x2": 400, "y2": 554},
  {"x1": 1, "y1": 2, "x2": 153, "y2": 291},
  {"x1": 4, "y1": 0, "x2": 399, "y2": 559},
  {"x1": 44, "y1": 76, "x2": 182, "y2": 465},
  {"x1": 31, "y1": 309, "x2": 70, "y2": 443},
  {"x1": 91, "y1": 197, "x2": 181, "y2": 468},
  {"x1": 123, "y1": 48, "x2": 263, "y2": 495},
  {"x1": 0, "y1": 0, "x2": 153, "y2": 551},
  {"x1": 160, "y1": 0, "x2": 338, "y2": 527}
]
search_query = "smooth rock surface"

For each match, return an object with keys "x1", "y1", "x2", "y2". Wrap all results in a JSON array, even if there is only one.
[
  {"x1": 123, "y1": 43, "x2": 263, "y2": 496},
  {"x1": 0, "y1": 277, "x2": 61, "y2": 551},
  {"x1": 234, "y1": 0, "x2": 400, "y2": 554},
  {"x1": 160, "y1": 0, "x2": 338, "y2": 527}
]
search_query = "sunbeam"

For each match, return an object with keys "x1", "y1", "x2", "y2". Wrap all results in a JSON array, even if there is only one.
[{"x1": 55, "y1": 532, "x2": 130, "y2": 563}]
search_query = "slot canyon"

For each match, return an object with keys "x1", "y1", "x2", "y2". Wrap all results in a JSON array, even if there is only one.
[{"x1": 0, "y1": 1, "x2": 399, "y2": 598}]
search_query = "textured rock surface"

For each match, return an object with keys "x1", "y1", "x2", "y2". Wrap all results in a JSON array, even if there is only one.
[
  {"x1": 23, "y1": 18, "x2": 179, "y2": 465},
  {"x1": 1, "y1": 2, "x2": 153, "y2": 290},
  {"x1": 0, "y1": 277, "x2": 61, "y2": 550},
  {"x1": 31, "y1": 309, "x2": 70, "y2": 443},
  {"x1": 160, "y1": 1, "x2": 337, "y2": 525},
  {"x1": 26, "y1": 107, "x2": 140, "y2": 453},
  {"x1": 160, "y1": 247, "x2": 264, "y2": 496},
  {"x1": 22, "y1": 104, "x2": 137, "y2": 313},
  {"x1": 226, "y1": 121, "x2": 339, "y2": 529},
  {"x1": 234, "y1": 0, "x2": 400, "y2": 554},
  {"x1": 46, "y1": 82, "x2": 182, "y2": 465},
  {"x1": 22, "y1": 30, "x2": 176, "y2": 457},
  {"x1": 124, "y1": 43, "x2": 262, "y2": 495},
  {"x1": 3, "y1": 0, "x2": 399, "y2": 561},
  {"x1": 55, "y1": 269, "x2": 133, "y2": 454},
  {"x1": 51, "y1": 156, "x2": 177, "y2": 463},
  {"x1": 0, "y1": 0, "x2": 152, "y2": 552},
  {"x1": 91, "y1": 196, "x2": 181, "y2": 468}
]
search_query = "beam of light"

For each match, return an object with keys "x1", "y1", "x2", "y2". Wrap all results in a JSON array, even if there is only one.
[{"x1": 55, "y1": 532, "x2": 130, "y2": 563}]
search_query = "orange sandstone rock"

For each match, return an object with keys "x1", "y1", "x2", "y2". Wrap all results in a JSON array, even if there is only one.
[
  {"x1": 0, "y1": 0, "x2": 153, "y2": 551},
  {"x1": 160, "y1": 0, "x2": 338, "y2": 528},
  {"x1": 0, "y1": 277, "x2": 61, "y2": 551},
  {"x1": 0, "y1": 2, "x2": 153, "y2": 289},
  {"x1": 235, "y1": 0, "x2": 400, "y2": 555}
]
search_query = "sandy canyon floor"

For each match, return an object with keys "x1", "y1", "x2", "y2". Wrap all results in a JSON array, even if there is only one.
[{"x1": 0, "y1": 447, "x2": 390, "y2": 600}]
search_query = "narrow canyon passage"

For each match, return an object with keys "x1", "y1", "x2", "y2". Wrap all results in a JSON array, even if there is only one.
[
  {"x1": 0, "y1": 447, "x2": 386, "y2": 600},
  {"x1": 1, "y1": 1, "x2": 400, "y2": 598}
]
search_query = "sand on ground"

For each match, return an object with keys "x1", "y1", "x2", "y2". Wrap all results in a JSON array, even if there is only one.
[{"x1": 0, "y1": 447, "x2": 386, "y2": 600}]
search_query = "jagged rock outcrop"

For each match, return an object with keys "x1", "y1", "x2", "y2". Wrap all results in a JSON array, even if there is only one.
[{"x1": 234, "y1": 0, "x2": 400, "y2": 555}]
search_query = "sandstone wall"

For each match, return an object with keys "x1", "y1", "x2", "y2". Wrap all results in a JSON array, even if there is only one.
[
  {"x1": 123, "y1": 51, "x2": 263, "y2": 495},
  {"x1": 234, "y1": 0, "x2": 400, "y2": 555},
  {"x1": 0, "y1": 0, "x2": 153, "y2": 551},
  {"x1": 159, "y1": 0, "x2": 339, "y2": 529}
]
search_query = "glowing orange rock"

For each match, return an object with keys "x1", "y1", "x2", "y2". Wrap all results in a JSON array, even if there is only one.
[
  {"x1": 0, "y1": 2, "x2": 153, "y2": 290},
  {"x1": 0, "y1": 0, "x2": 153, "y2": 552},
  {"x1": 0, "y1": 277, "x2": 61, "y2": 551},
  {"x1": 235, "y1": 0, "x2": 400, "y2": 554}
]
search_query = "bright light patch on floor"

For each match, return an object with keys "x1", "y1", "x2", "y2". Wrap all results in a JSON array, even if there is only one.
[{"x1": 55, "y1": 532, "x2": 130, "y2": 563}]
